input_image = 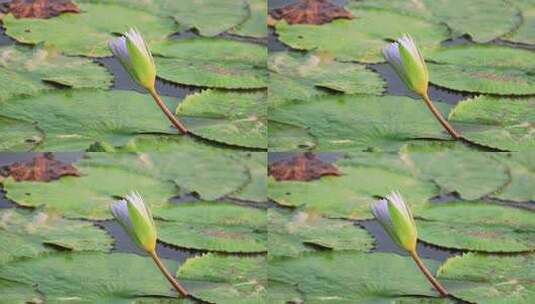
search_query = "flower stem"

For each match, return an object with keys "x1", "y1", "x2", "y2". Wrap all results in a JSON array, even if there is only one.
[
  {"x1": 408, "y1": 250, "x2": 449, "y2": 297},
  {"x1": 149, "y1": 250, "x2": 189, "y2": 297},
  {"x1": 421, "y1": 93, "x2": 460, "y2": 139},
  {"x1": 148, "y1": 87, "x2": 188, "y2": 135}
]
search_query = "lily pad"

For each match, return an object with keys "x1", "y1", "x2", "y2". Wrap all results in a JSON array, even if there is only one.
[
  {"x1": 229, "y1": 0, "x2": 267, "y2": 38},
  {"x1": 267, "y1": 120, "x2": 317, "y2": 151},
  {"x1": 417, "y1": 202, "x2": 535, "y2": 252},
  {"x1": 269, "y1": 94, "x2": 452, "y2": 151},
  {"x1": 154, "y1": 202, "x2": 267, "y2": 253},
  {"x1": 505, "y1": 0, "x2": 535, "y2": 44},
  {"x1": 270, "y1": 251, "x2": 442, "y2": 303},
  {"x1": 0, "y1": 208, "x2": 113, "y2": 264},
  {"x1": 427, "y1": 45, "x2": 535, "y2": 95},
  {"x1": 268, "y1": 52, "x2": 385, "y2": 104},
  {"x1": 3, "y1": 161, "x2": 178, "y2": 220},
  {"x1": 177, "y1": 90, "x2": 267, "y2": 149},
  {"x1": 268, "y1": 165, "x2": 437, "y2": 219},
  {"x1": 153, "y1": 38, "x2": 267, "y2": 89},
  {"x1": 409, "y1": 152, "x2": 509, "y2": 200},
  {"x1": 438, "y1": 253, "x2": 535, "y2": 304},
  {"x1": 355, "y1": 0, "x2": 521, "y2": 43},
  {"x1": 0, "y1": 279, "x2": 42, "y2": 304},
  {"x1": 177, "y1": 253, "x2": 266, "y2": 304},
  {"x1": 0, "y1": 89, "x2": 179, "y2": 151},
  {"x1": 2, "y1": 3, "x2": 178, "y2": 57},
  {"x1": 0, "y1": 45, "x2": 112, "y2": 101},
  {"x1": 491, "y1": 152, "x2": 535, "y2": 202},
  {"x1": 268, "y1": 208, "x2": 374, "y2": 257},
  {"x1": 228, "y1": 152, "x2": 267, "y2": 203},
  {"x1": 0, "y1": 252, "x2": 180, "y2": 303},
  {"x1": 448, "y1": 95, "x2": 535, "y2": 151},
  {"x1": 0, "y1": 116, "x2": 42, "y2": 151},
  {"x1": 275, "y1": 7, "x2": 449, "y2": 63}
]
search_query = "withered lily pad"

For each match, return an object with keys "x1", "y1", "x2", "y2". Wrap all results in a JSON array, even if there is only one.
[
  {"x1": 449, "y1": 95, "x2": 535, "y2": 151},
  {"x1": 417, "y1": 202, "x2": 535, "y2": 252},
  {"x1": 269, "y1": 0, "x2": 354, "y2": 25},
  {"x1": 8, "y1": 0, "x2": 79, "y2": 19},
  {"x1": 0, "y1": 209, "x2": 113, "y2": 264},
  {"x1": 268, "y1": 152, "x2": 340, "y2": 181},
  {"x1": 0, "y1": 152, "x2": 80, "y2": 182},
  {"x1": 268, "y1": 208, "x2": 373, "y2": 257},
  {"x1": 438, "y1": 253, "x2": 535, "y2": 304},
  {"x1": 176, "y1": 90, "x2": 267, "y2": 149},
  {"x1": 177, "y1": 253, "x2": 266, "y2": 304},
  {"x1": 154, "y1": 201, "x2": 267, "y2": 253}
]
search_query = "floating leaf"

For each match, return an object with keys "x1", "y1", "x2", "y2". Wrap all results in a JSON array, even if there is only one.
[
  {"x1": 270, "y1": 252, "x2": 441, "y2": 303},
  {"x1": 268, "y1": 152, "x2": 340, "y2": 181},
  {"x1": 154, "y1": 202, "x2": 267, "y2": 253},
  {"x1": 269, "y1": 94, "x2": 452, "y2": 151},
  {"x1": 505, "y1": 0, "x2": 535, "y2": 44},
  {"x1": 3, "y1": 160, "x2": 178, "y2": 220},
  {"x1": 177, "y1": 90, "x2": 267, "y2": 149},
  {"x1": 427, "y1": 45, "x2": 535, "y2": 95},
  {"x1": 268, "y1": 120, "x2": 317, "y2": 151},
  {"x1": 0, "y1": 90, "x2": 179, "y2": 151},
  {"x1": 268, "y1": 165, "x2": 437, "y2": 219},
  {"x1": 417, "y1": 202, "x2": 535, "y2": 252},
  {"x1": 229, "y1": 0, "x2": 267, "y2": 38},
  {"x1": 2, "y1": 3, "x2": 178, "y2": 56},
  {"x1": 0, "y1": 153, "x2": 80, "y2": 182},
  {"x1": 7, "y1": 0, "x2": 79, "y2": 18},
  {"x1": 153, "y1": 38, "x2": 267, "y2": 89},
  {"x1": 0, "y1": 45, "x2": 112, "y2": 101},
  {"x1": 408, "y1": 152, "x2": 509, "y2": 200},
  {"x1": 0, "y1": 252, "x2": 179, "y2": 302},
  {"x1": 0, "y1": 279, "x2": 41, "y2": 304},
  {"x1": 0, "y1": 116, "x2": 42, "y2": 151},
  {"x1": 491, "y1": 152, "x2": 535, "y2": 202},
  {"x1": 228, "y1": 152, "x2": 267, "y2": 202},
  {"x1": 275, "y1": 7, "x2": 449, "y2": 63},
  {"x1": 177, "y1": 253, "x2": 266, "y2": 304},
  {"x1": 268, "y1": 52, "x2": 385, "y2": 104},
  {"x1": 269, "y1": 0, "x2": 354, "y2": 25},
  {"x1": 0, "y1": 209, "x2": 113, "y2": 264},
  {"x1": 268, "y1": 208, "x2": 374, "y2": 257},
  {"x1": 438, "y1": 253, "x2": 535, "y2": 304},
  {"x1": 449, "y1": 95, "x2": 535, "y2": 151},
  {"x1": 355, "y1": 0, "x2": 520, "y2": 43}
]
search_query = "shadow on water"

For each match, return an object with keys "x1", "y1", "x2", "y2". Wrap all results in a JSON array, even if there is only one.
[{"x1": 0, "y1": 26, "x2": 14, "y2": 46}]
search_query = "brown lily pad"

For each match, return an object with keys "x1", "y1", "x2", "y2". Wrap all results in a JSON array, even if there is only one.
[
  {"x1": 0, "y1": 153, "x2": 80, "y2": 182},
  {"x1": 269, "y1": 0, "x2": 354, "y2": 25},
  {"x1": 8, "y1": 0, "x2": 79, "y2": 19},
  {"x1": 269, "y1": 152, "x2": 340, "y2": 181}
]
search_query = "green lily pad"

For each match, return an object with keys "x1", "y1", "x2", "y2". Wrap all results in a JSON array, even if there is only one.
[
  {"x1": 427, "y1": 45, "x2": 535, "y2": 95},
  {"x1": 228, "y1": 152, "x2": 267, "y2": 203},
  {"x1": 438, "y1": 253, "x2": 535, "y2": 304},
  {"x1": 268, "y1": 209, "x2": 374, "y2": 257},
  {"x1": 102, "y1": 134, "x2": 216, "y2": 152},
  {"x1": 154, "y1": 202, "x2": 266, "y2": 253},
  {"x1": 268, "y1": 165, "x2": 437, "y2": 220},
  {"x1": 2, "y1": 3, "x2": 178, "y2": 57},
  {"x1": 275, "y1": 7, "x2": 449, "y2": 63},
  {"x1": 229, "y1": 0, "x2": 267, "y2": 38},
  {"x1": 269, "y1": 94, "x2": 452, "y2": 151},
  {"x1": 177, "y1": 253, "x2": 266, "y2": 304},
  {"x1": 0, "y1": 116, "x2": 42, "y2": 151},
  {"x1": 267, "y1": 120, "x2": 317, "y2": 151},
  {"x1": 409, "y1": 152, "x2": 509, "y2": 200},
  {"x1": 0, "y1": 209, "x2": 113, "y2": 264},
  {"x1": 0, "y1": 279, "x2": 42, "y2": 304},
  {"x1": 355, "y1": 0, "x2": 520, "y2": 43},
  {"x1": 505, "y1": 0, "x2": 535, "y2": 44},
  {"x1": 268, "y1": 52, "x2": 385, "y2": 104},
  {"x1": 3, "y1": 161, "x2": 178, "y2": 220},
  {"x1": 0, "y1": 89, "x2": 180, "y2": 151},
  {"x1": 177, "y1": 90, "x2": 267, "y2": 149},
  {"x1": 0, "y1": 252, "x2": 180, "y2": 303},
  {"x1": 153, "y1": 38, "x2": 267, "y2": 89},
  {"x1": 417, "y1": 202, "x2": 535, "y2": 252},
  {"x1": 491, "y1": 152, "x2": 535, "y2": 202},
  {"x1": 448, "y1": 95, "x2": 535, "y2": 151},
  {"x1": 0, "y1": 45, "x2": 112, "y2": 101},
  {"x1": 270, "y1": 251, "x2": 442, "y2": 303}
]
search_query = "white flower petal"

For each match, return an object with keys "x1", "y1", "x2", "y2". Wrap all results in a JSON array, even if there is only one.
[{"x1": 110, "y1": 199, "x2": 134, "y2": 231}]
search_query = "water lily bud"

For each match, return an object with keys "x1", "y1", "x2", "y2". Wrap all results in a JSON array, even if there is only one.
[
  {"x1": 109, "y1": 28, "x2": 156, "y2": 90},
  {"x1": 111, "y1": 191, "x2": 157, "y2": 253},
  {"x1": 371, "y1": 191, "x2": 417, "y2": 252},
  {"x1": 383, "y1": 34, "x2": 429, "y2": 96}
]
